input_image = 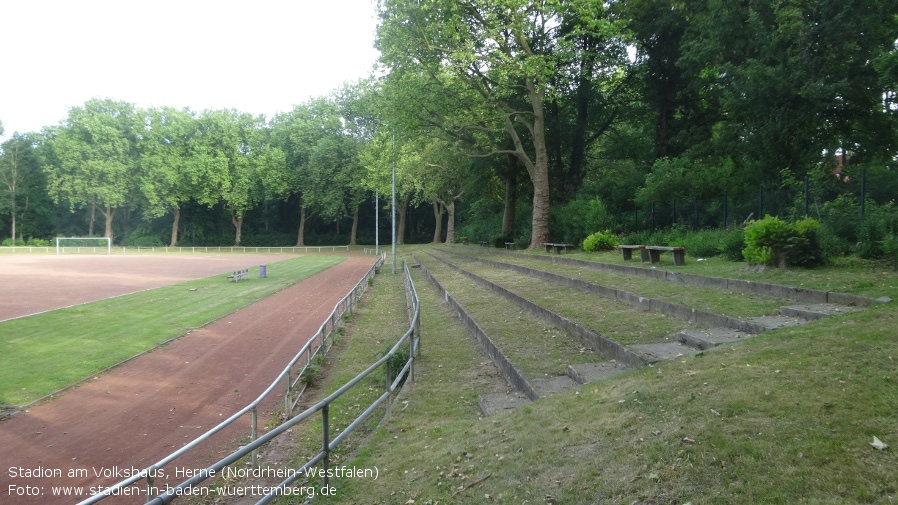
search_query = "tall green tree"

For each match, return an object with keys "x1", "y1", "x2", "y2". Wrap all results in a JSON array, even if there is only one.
[
  {"x1": 0, "y1": 133, "x2": 44, "y2": 241},
  {"x1": 359, "y1": 129, "x2": 421, "y2": 245},
  {"x1": 335, "y1": 80, "x2": 380, "y2": 246},
  {"x1": 44, "y1": 98, "x2": 141, "y2": 239},
  {"x1": 268, "y1": 98, "x2": 347, "y2": 246},
  {"x1": 195, "y1": 109, "x2": 278, "y2": 245},
  {"x1": 138, "y1": 106, "x2": 219, "y2": 246},
  {"x1": 378, "y1": 0, "x2": 627, "y2": 248},
  {"x1": 414, "y1": 138, "x2": 469, "y2": 243},
  {"x1": 679, "y1": 0, "x2": 898, "y2": 182}
]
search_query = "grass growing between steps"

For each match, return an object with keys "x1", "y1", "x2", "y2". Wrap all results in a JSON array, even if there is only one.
[
  {"x1": 456, "y1": 248, "x2": 785, "y2": 319},
  {"x1": 0, "y1": 255, "x2": 344, "y2": 406},
  {"x1": 312, "y1": 266, "x2": 514, "y2": 504},
  {"x1": 309, "y1": 245, "x2": 898, "y2": 504},
  {"x1": 416, "y1": 253, "x2": 598, "y2": 377},
  {"x1": 502, "y1": 247, "x2": 898, "y2": 299},
  {"x1": 433, "y1": 250, "x2": 696, "y2": 346},
  {"x1": 272, "y1": 268, "x2": 412, "y2": 490}
]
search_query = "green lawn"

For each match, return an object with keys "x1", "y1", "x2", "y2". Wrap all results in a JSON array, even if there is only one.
[
  {"x1": 304, "y1": 245, "x2": 898, "y2": 504},
  {"x1": 0, "y1": 255, "x2": 344, "y2": 406}
]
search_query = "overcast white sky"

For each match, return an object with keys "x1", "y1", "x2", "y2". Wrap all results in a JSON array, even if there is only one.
[{"x1": 0, "y1": 0, "x2": 381, "y2": 142}]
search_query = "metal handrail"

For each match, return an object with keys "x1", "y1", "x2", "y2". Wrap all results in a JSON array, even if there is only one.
[
  {"x1": 75, "y1": 252, "x2": 387, "y2": 505},
  {"x1": 142, "y1": 260, "x2": 420, "y2": 505}
]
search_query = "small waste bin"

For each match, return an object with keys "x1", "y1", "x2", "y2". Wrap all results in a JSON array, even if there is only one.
[{"x1": 260, "y1": 264, "x2": 267, "y2": 278}]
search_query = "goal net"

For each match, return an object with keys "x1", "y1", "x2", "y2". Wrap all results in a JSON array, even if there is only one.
[{"x1": 56, "y1": 237, "x2": 112, "y2": 255}]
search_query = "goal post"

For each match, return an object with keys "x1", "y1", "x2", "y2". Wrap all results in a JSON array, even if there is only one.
[{"x1": 56, "y1": 237, "x2": 112, "y2": 255}]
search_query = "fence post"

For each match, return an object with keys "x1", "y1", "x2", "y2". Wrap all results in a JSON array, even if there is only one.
[
  {"x1": 693, "y1": 198, "x2": 698, "y2": 232},
  {"x1": 146, "y1": 472, "x2": 154, "y2": 498},
  {"x1": 723, "y1": 192, "x2": 728, "y2": 230},
  {"x1": 322, "y1": 405, "x2": 330, "y2": 488},
  {"x1": 385, "y1": 359, "x2": 392, "y2": 422},
  {"x1": 651, "y1": 202, "x2": 655, "y2": 232},
  {"x1": 758, "y1": 184, "x2": 764, "y2": 218},
  {"x1": 860, "y1": 167, "x2": 867, "y2": 220},
  {"x1": 804, "y1": 177, "x2": 810, "y2": 217},
  {"x1": 285, "y1": 371, "x2": 292, "y2": 418},
  {"x1": 251, "y1": 406, "x2": 258, "y2": 468}
]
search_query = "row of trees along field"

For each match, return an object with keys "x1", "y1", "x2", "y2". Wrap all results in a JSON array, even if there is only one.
[{"x1": 1, "y1": 0, "x2": 897, "y2": 250}]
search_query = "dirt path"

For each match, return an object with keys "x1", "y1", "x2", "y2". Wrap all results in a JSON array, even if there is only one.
[{"x1": 0, "y1": 255, "x2": 377, "y2": 505}]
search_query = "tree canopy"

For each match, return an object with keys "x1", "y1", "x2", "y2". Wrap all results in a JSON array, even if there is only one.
[{"x1": 0, "y1": 0, "x2": 895, "y2": 251}]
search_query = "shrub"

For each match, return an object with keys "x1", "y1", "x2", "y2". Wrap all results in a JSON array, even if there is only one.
[
  {"x1": 382, "y1": 345, "x2": 411, "y2": 387},
  {"x1": 301, "y1": 354, "x2": 326, "y2": 387},
  {"x1": 27, "y1": 237, "x2": 51, "y2": 247},
  {"x1": 743, "y1": 215, "x2": 824, "y2": 267},
  {"x1": 882, "y1": 233, "x2": 898, "y2": 267},
  {"x1": 718, "y1": 228, "x2": 746, "y2": 262},
  {"x1": 582, "y1": 231, "x2": 619, "y2": 252}
]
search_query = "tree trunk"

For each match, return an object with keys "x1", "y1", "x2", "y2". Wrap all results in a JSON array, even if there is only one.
[
  {"x1": 89, "y1": 194, "x2": 97, "y2": 236},
  {"x1": 231, "y1": 211, "x2": 243, "y2": 246},
  {"x1": 432, "y1": 200, "x2": 444, "y2": 243},
  {"x1": 349, "y1": 204, "x2": 359, "y2": 246},
  {"x1": 397, "y1": 196, "x2": 409, "y2": 245},
  {"x1": 10, "y1": 213, "x2": 15, "y2": 243},
  {"x1": 101, "y1": 205, "x2": 115, "y2": 240},
  {"x1": 296, "y1": 205, "x2": 306, "y2": 247},
  {"x1": 502, "y1": 158, "x2": 518, "y2": 238},
  {"x1": 526, "y1": 79, "x2": 550, "y2": 249},
  {"x1": 444, "y1": 199, "x2": 456, "y2": 244},
  {"x1": 169, "y1": 205, "x2": 180, "y2": 247}
]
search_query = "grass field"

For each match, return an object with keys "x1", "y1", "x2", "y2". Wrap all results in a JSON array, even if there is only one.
[
  {"x1": 0, "y1": 255, "x2": 343, "y2": 406},
  {"x1": 294, "y1": 245, "x2": 898, "y2": 504}
]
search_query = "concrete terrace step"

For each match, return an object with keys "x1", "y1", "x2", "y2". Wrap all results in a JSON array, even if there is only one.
[
  {"x1": 678, "y1": 328, "x2": 755, "y2": 350},
  {"x1": 567, "y1": 361, "x2": 633, "y2": 385},
  {"x1": 743, "y1": 314, "x2": 807, "y2": 330},
  {"x1": 530, "y1": 375, "x2": 579, "y2": 398},
  {"x1": 630, "y1": 341, "x2": 702, "y2": 363},
  {"x1": 780, "y1": 303, "x2": 859, "y2": 321},
  {"x1": 479, "y1": 391, "x2": 531, "y2": 417}
]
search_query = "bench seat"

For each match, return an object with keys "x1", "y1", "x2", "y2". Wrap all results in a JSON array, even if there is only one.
[
  {"x1": 645, "y1": 246, "x2": 687, "y2": 266},
  {"x1": 618, "y1": 244, "x2": 645, "y2": 261},
  {"x1": 544, "y1": 242, "x2": 575, "y2": 254},
  {"x1": 227, "y1": 268, "x2": 250, "y2": 282}
]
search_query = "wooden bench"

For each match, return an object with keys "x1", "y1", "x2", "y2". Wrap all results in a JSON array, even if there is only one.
[
  {"x1": 505, "y1": 242, "x2": 515, "y2": 250},
  {"x1": 227, "y1": 268, "x2": 250, "y2": 282},
  {"x1": 480, "y1": 241, "x2": 489, "y2": 247},
  {"x1": 645, "y1": 246, "x2": 687, "y2": 266},
  {"x1": 618, "y1": 244, "x2": 645, "y2": 261},
  {"x1": 544, "y1": 242, "x2": 575, "y2": 254}
]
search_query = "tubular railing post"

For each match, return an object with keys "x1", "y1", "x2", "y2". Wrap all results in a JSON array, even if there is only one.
[
  {"x1": 385, "y1": 360, "x2": 392, "y2": 422},
  {"x1": 251, "y1": 406, "x2": 258, "y2": 468},
  {"x1": 284, "y1": 372, "x2": 292, "y2": 418},
  {"x1": 146, "y1": 473, "x2": 154, "y2": 498},
  {"x1": 322, "y1": 405, "x2": 330, "y2": 488}
]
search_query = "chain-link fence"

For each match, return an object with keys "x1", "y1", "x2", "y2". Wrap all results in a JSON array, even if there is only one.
[{"x1": 616, "y1": 168, "x2": 898, "y2": 237}]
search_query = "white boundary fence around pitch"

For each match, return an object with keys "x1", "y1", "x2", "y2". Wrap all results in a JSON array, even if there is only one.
[{"x1": 1, "y1": 245, "x2": 351, "y2": 254}]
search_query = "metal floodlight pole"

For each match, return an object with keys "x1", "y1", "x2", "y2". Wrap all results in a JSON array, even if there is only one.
[
  {"x1": 375, "y1": 191, "x2": 379, "y2": 255},
  {"x1": 391, "y1": 132, "x2": 397, "y2": 274}
]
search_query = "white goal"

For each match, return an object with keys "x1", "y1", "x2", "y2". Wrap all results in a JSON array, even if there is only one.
[{"x1": 56, "y1": 237, "x2": 112, "y2": 255}]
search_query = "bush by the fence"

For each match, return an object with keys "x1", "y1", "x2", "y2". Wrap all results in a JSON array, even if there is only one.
[
  {"x1": 743, "y1": 216, "x2": 824, "y2": 267},
  {"x1": 582, "y1": 230, "x2": 618, "y2": 252}
]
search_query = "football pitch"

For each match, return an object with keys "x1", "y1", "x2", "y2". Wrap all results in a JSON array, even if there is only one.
[{"x1": 0, "y1": 253, "x2": 342, "y2": 407}]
